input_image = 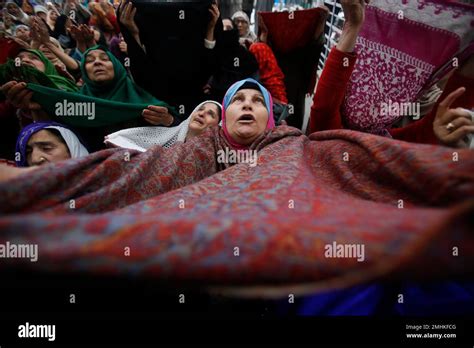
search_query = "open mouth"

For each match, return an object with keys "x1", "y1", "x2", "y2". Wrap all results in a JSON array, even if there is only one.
[
  {"x1": 237, "y1": 114, "x2": 256, "y2": 124},
  {"x1": 193, "y1": 117, "x2": 205, "y2": 126}
]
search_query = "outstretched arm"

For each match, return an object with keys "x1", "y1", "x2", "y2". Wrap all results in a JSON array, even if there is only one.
[{"x1": 307, "y1": 0, "x2": 369, "y2": 134}]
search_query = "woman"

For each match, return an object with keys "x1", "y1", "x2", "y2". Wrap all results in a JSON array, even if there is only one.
[
  {"x1": 308, "y1": 0, "x2": 474, "y2": 147},
  {"x1": 231, "y1": 10, "x2": 257, "y2": 46},
  {"x1": 46, "y1": 7, "x2": 59, "y2": 33},
  {"x1": 1, "y1": 45, "x2": 178, "y2": 151},
  {"x1": 105, "y1": 101, "x2": 222, "y2": 151},
  {"x1": 0, "y1": 76, "x2": 472, "y2": 305},
  {"x1": 15, "y1": 121, "x2": 89, "y2": 167},
  {"x1": 207, "y1": 19, "x2": 259, "y2": 102},
  {"x1": 5, "y1": 0, "x2": 29, "y2": 25}
]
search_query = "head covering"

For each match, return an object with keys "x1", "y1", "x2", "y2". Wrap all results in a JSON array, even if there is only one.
[
  {"x1": 105, "y1": 101, "x2": 222, "y2": 151},
  {"x1": 231, "y1": 11, "x2": 250, "y2": 25},
  {"x1": 34, "y1": 5, "x2": 47, "y2": 15},
  {"x1": 6, "y1": 0, "x2": 29, "y2": 24},
  {"x1": 15, "y1": 121, "x2": 89, "y2": 167},
  {"x1": 231, "y1": 10, "x2": 257, "y2": 44},
  {"x1": 80, "y1": 45, "x2": 163, "y2": 103},
  {"x1": 13, "y1": 24, "x2": 29, "y2": 35},
  {"x1": 221, "y1": 78, "x2": 274, "y2": 150},
  {"x1": 20, "y1": 46, "x2": 176, "y2": 128},
  {"x1": 19, "y1": 49, "x2": 78, "y2": 92}
]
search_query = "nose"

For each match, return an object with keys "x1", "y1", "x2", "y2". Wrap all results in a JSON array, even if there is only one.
[
  {"x1": 241, "y1": 97, "x2": 253, "y2": 110},
  {"x1": 30, "y1": 149, "x2": 47, "y2": 166}
]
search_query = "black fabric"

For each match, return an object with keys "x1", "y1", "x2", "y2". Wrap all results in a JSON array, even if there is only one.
[
  {"x1": 208, "y1": 28, "x2": 259, "y2": 102},
  {"x1": 274, "y1": 39, "x2": 324, "y2": 129},
  {"x1": 119, "y1": 0, "x2": 218, "y2": 121},
  {"x1": 52, "y1": 15, "x2": 76, "y2": 49}
]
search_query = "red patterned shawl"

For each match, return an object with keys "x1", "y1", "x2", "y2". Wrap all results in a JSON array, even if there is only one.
[{"x1": 0, "y1": 126, "x2": 473, "y2": 297}]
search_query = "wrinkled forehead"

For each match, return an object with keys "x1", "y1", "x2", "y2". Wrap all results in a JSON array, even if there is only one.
[
  {"x1": 86, "y1": 49, "x2": 109, "y2": 60},
  {"x1": 233, "y1": 88, "x2": 264, "y2": 99},
  {"x1": 192, "y1": 102, "x2": 220, "y2": 117},
  {"x1": 17, "y1": 51, "x2": 38, "y2": 59}
]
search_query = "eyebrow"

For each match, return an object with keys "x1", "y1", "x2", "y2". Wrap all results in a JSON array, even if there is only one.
[{"x1": 27, "y1": 141, "x2": 56, "y2": 148}]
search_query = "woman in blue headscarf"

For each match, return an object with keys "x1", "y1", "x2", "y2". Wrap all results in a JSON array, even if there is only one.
[{"x1": 15, "y1": 121, "x2": 89, "y2": 167}]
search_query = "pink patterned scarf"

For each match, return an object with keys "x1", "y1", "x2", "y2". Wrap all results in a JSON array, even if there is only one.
[{"x1": 342, "y1": 0, "x2": 474, "y2": 136}]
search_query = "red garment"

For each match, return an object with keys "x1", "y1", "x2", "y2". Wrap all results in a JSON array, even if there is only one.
[
  {"x1": 390, "y1": 73, "x2": 474, "y2": 144},
  {"x1": 260, "y1": 8, "x2": 327, "y2": 54},
  {"x1": 0, "y1": 38, "x2": 21, "y2": 64},
  {"x1": 309, "y1": 48, "x2": 356, "y2": 133},
  {"x1": 249, "y1": 42, "x2": 288, "y2": 104},
  {"x1": 309, "y1": 47, "x2": 474, "y2": 145}
]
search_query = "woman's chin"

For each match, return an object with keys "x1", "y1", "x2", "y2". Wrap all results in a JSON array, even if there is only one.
[{"x1": 232, "y1": 129, "x2": 260, "y2": 145}]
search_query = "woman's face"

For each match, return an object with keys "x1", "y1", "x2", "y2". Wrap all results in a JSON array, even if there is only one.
[
  {"x1": 7, "y1": 3, "x2": 20, "y2": 16},
  {"x1": 48, "y1": 10, "x2": 58, "y2": 22},
  {"x1": 17, "y1": 51, "x2": 45, "y2": 72},
  {"x1": 188, "y1": 102, "x2": 220, "y2": 134},
  {"x1": 225, "y1": 89, "x2": 269, "y2": 145},
  {"x1": 234, "y1": 17, "x2": 249, "y2": 37},
  {"x1": 84, "y1": 49, "x2": 115, "y2": 83},
  {"x1": 4, "y1": 15, "x2": 13, "y2": 27},
  {"x1": 26, "y1": 130, "x2": 70, "y2": 166},
  {"x1": 15, "y1": 26, "x2": 30, "y2": 42},
  {"x1": 222, "y1": 19, "x2": 233, "y2": 31}
]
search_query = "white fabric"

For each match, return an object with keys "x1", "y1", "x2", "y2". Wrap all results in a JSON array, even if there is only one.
[
  {"x1": 104, "y1": 101, "x2": 222, "y2": 152},
  {"x1": 204, "y1": 39, "x2": 216, "y2": 49},
  {"x1": 46, "y1": 126, "x2": 89, "y2": 159},
  {"x1": 461, "y1": 108, "x2": 474, "y2": 149},
  {"x1": 231, "y1": 10, "x2": 258, "y2": 44}
]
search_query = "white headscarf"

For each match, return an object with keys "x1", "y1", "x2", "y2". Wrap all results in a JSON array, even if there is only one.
[
  {"x1": 231, "y1": 10, "x2": 257, "y2": 44},
  {"x1": 46, "y1": 126, "x2": 90, "y2": 159},
  {"x1": 104, "y1": 101, "x2": 222, "y2": 152}
]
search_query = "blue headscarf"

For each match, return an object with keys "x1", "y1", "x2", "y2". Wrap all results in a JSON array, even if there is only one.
[
  {"x1": 221, "y1": 78, "x2": 275, "y2": 149},
  {"x1": 15, "y1": 122, "x2": 89, "y2": 167}
]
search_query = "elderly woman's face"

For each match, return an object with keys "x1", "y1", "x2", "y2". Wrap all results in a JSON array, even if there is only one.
[
  {"x1": 225, "y1": 89, "x2": 269, "y2": 145},
  {"x1": 15, "y1": 26, "x2": 30, "y2": 41},
  {"x1": 188, "y1": 102, "x2": 220, "y2": 134},
  {"x1": 17, "y1": 51, "x2": 45, "y2": 72},
  {"x1": 26, "y1": 130, "x2": 70, "y2": 166},
  {"x1": 85, "y1": 49, "x2": 115, "y2": 83},
  {"x1": 234, "y1": 17, "x2": 249, "y2": 37}
]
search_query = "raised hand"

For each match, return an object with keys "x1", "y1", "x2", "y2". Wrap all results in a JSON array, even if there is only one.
[
  {"x1": 433, "y1": 87, "x2": 474, "y2": 148},
  {"x1": 119, "y1": 0, "x2": 139, "y2": 36},
  {"x1": 208, "y1": 3, "x2": 220, "y2": 30},
  {"x1": 341, "y1": 0, "x2": 370, "y2": 29},
  {"x1": 258, "y1": 13, "x2": 268, "y2": 43},
  {"x1": 142, "y1": 105, "x2": 174, "y2": 126},
  {"x1": 31, "y1": 17, "x2": 50, "y2": 44},
  {"x1": 336, "y1": 0, "x2": 370, "y2": 52}
]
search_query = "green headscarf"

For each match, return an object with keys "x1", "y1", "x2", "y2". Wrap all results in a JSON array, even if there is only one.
[
  {"x1": 0, "y1": 49, "x2": 79, "y2": 92},
  {"x1": 27, "y1": 49, "x2": 79, "y2": 92},
  {"x1": 25, "y1": 46, "x2": 176, "y2": 127}
]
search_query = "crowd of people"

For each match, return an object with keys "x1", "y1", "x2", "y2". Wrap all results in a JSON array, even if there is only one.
[
  {"x1": 0, "y1": 0, "x2": 472, "y2": 174},
  {"x1": 0, "y1": 0, "x2": 473, "y2": 316}
]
